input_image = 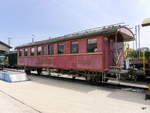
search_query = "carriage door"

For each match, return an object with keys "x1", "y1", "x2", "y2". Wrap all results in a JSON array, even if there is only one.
[{"x1": 111, "y1": 41, "x2": 124, "y2": 67}]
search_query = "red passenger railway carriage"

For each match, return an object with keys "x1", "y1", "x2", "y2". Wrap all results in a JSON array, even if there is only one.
[{"x1": 16, "y1": 25, "x2": 134, "y2": 82}]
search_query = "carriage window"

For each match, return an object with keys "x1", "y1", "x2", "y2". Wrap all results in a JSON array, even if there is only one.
[
  {"x1": 19, "y1": 49, "x2": 23, "y2": 56},
  {"x1": 37, "y1": 46, "x2": 42, "y2": 56},
  {"x1": 58, "y1": 44, "x2": 64, "y2": 54},
  {"x1": 24, "y1": 48, "x2": 28, "y2": 56},
  {"x1": 87, "y1": 39, "x2": 97, "y2": 52},
  {"x1": 42, "y1": 46, "x2": 47, "y2": 55},
  {"x1": 48, "y1": 45, "x2": 54, "y2": 55},
  {"x1": 71, "y1": 41, "x2": 79, "y2": 53},
  {"x1": 30, "y1": 48, "x2": 35, "y2": 56}
]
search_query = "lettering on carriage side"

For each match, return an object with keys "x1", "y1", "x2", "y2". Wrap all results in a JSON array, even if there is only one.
[
  {"x1": 77, "y1": 59, "x2": 94, "y2": 65},
  {"x1": 41, "y1": 58, "x2": 52, "y2": 65}
]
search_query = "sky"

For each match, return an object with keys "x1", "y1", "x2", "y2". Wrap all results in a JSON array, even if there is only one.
[{"x1": 0, "y1": 0, "x2": 150, "y2": 49}]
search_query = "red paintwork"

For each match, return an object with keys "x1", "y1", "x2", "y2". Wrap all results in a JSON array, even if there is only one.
[
  {"x1": 17, "y1": 35, "x2": 124, "y2": 72},
  {"x1": 18, "y1": 53, "x2": 104, "y2": 71}
]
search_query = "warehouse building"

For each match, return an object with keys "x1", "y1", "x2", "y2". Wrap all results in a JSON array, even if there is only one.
[{"x1": 0, "y1": 41, "x2": 11, "y2": 55}]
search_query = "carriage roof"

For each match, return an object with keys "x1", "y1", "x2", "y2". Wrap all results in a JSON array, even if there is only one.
[{"x1": 16, "y1": 25, "x2": 134, "y2": 49}]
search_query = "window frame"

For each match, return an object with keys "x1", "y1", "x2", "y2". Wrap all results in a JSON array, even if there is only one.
[
  {"x1": 37, "y1": 46, "x2": 42, "y2": 56},
  {"x1": 58, "y1": 43, "x2": 64, "y2": 54},
  {"x1": 42, "y1": 46, "x2": 47, "y2": 56},
  {"x1": 19, "y1": 49, "x2": 23, "y2": 56},
  {"x1": 48, "y1": 45, "x2": 54, "y2": 55},
  {"x1": 24, "y1": 48, "x2": 28, "y2": 56},
  {"x1": 30, "y1": 47, "x2": 35, "y2": 56},
  {"x1": 71, "y1": 41, "x2": 79, "y2": 54},
  {"x1": 87, "y1": 38, "x2": 97, "y2": 53}
]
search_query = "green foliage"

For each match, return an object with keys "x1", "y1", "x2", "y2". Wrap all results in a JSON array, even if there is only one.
[
  {"x1": 144, "y1": 51, "x2": 150, "y2": 58},
  {"x1": 127, "y1": 50, "x2": 150, "y2": 58},
  {"x1": 128, "y1": 50, "x2": 138, "y2": 58}
]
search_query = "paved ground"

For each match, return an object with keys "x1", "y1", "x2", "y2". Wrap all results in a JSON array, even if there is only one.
[
  {"x1": 0, "y1": 72, "x2": 150, "y2": 113},
  {"x1": 0, "y1": 90, "x2": 39, "y2": 113}
]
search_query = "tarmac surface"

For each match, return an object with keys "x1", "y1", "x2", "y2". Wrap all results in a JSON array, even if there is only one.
[
  {"x1": 0, "y1": 90, "x2": 39, "y2": 113},
  {"x1": 0, "y1": 72, "x2": 150, "y2": 113}
]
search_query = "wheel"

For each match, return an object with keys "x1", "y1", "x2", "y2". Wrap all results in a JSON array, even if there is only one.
[
  {"x1": 37, "y1": 68, "x2": 42, "y2": 75},
  {"x1": 86, "y1": 75, "x2": 96, "y2": 85},
  {"x1": 72, "y1": 76, "x2": 76, "y2": 79},
  {"x1": 95, "y1": 75, "x2": 103, "y2": 84},
  {"x1": 25, "y1": 69, "x2": 31, "y2": 75},
  {"x1": 103, "y1": 78, "x2": 108, "y2": 82},
  {"x1": 132, "y1": 75, "x2": 137, "y2": 81},
  {"x1": 85, "y1": 75, "x2": 91, "y2": 82}
]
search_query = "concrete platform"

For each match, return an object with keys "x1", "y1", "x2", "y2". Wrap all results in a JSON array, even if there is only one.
[
  {"x1": 0, "y1": 71, "x2": 150, "y2": 113},
  {"x1": 108, "y1": 80, "x2": 148, "y2": 89},
  {"x1": 0, "y1": 71, "x2": 28, "y2": 82}
]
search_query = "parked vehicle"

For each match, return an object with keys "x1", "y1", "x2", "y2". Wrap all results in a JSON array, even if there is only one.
[
  {"x1": 0, "y1": 55, "x2": 5, "y2": 70},
  {"x1": 4, "y1": 51, "x2": 17, "y2": 68}
]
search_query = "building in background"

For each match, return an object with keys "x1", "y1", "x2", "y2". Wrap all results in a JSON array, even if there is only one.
[
  {"x1": 0, "y1": 41, "x2": 12, "y2": 55},
  {"x1": 138, "y1": 47, "x2": 149, "y2": 52},
  {"x1": 142, "y1": 18, "x2": 150, "y2": 27}
]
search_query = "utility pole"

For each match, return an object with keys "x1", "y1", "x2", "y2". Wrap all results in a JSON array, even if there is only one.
[
  {"x1": 32, "y1": 34, "x2": 35, "y2": 43},
  {"x1": 8, "y1": 37, "x2": 12, "y2": 46},
  {"x1": 138, "y1": 25, "x2": 141, "y2": 57},
  {"x1": 135, "y1": 26, "x2": 137, "y2": 51},
  {"x1": 32, "y1": 38, "x2": 34, "y2": 43},
  {"x1": 133, "y1": 40, "x2": 134, "y2": 50}
]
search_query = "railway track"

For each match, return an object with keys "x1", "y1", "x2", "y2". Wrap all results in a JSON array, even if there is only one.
[{"x1": 2, "y1": 68, "x2": 149, "y2": 91}]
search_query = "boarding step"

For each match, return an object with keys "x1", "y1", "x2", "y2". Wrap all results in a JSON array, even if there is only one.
[{"x1": 104, "y1": 77, "x2": 118, "y2": 81}]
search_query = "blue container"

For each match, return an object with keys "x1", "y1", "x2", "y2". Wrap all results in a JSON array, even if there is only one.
[
  {"x1": 4, "y1": 72, "x2": 11, "y2": 82},
  {"x1": 0, "y1": 72, "x2": 2, "y2": 80},
  {"x1": 0, "y1": 72, "x2": 11, "y2": 82}
]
